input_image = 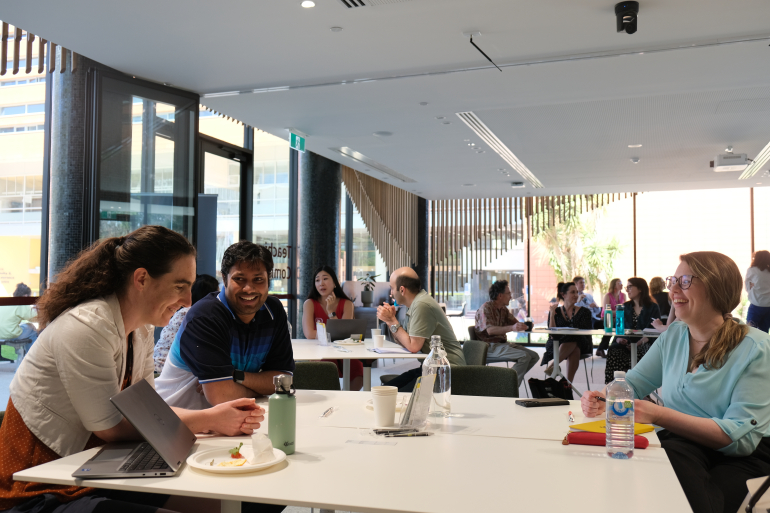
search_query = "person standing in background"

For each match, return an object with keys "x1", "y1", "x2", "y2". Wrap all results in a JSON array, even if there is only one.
[
  {"x1": 0, "y1": 283, "x2": 38, "y2": 356},
  {"x1": 595, "y1": 278, "x2": 626, "y2": 357},
  {"x1": 745, "y1": 250, "x2": 770, "y2": 333},
  {"x1": 650, "y1": 276, "x2": 671, "y2": 320}
]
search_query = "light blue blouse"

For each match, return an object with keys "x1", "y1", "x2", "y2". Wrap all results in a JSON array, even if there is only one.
[{"x1": 626, "y1": 320, "x2": 770, "y2": 456}]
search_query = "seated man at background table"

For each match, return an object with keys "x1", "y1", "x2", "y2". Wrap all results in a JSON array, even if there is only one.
[
  {"x1": 0, "y1": 283, "x2": 38, "y2": 357},
  {"x1": 157, "y1": 241, "x2": 294, "y2": 409},
  {"x1": 376, "y1": 267, "x2": 466, "y2": 392},
  {"x1": 573, "y1": 275, "x2": 603, "y2": 329},
  {"x1": 475, "y1": 280, "x2": 538, "y2": 386}
]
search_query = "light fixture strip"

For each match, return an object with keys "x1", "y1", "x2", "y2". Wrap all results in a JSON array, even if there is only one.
[
  {"x1": 456, "y1": 112, "x2": 544, "y2": 188},
  {"x1": 329, "y1": 147, "x2": 416, "y2": 183},
  {"x1": 740, "y1": 140, "x2": 770, "y2": 180}
]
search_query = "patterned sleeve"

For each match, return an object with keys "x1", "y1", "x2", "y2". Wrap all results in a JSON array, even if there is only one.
[
  {"x1": 154, "y1": 308, "x2": 187, "y2": 374},
  {"x1": 476, "y1": 302, "x2": 492, "y2": 332}
]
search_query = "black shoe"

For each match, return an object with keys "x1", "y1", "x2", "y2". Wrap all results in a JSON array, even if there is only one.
[{"x1": 595, "y1": 349, "x2": 606, "y2": 358}]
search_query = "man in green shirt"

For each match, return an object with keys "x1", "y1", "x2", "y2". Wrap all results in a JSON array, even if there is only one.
[{"x1": 376, "y1": 267, "x2": 465, "y2": 392}]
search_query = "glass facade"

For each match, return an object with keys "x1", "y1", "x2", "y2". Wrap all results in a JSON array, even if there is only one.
[
  {"x1": 203, "y1": 151, "x2": 240, "y2": 278},
  {"x1": 0, "y1": 27, "x2": 44, "y2": 296},
  {"x1": 339, "y1": 184, "x2": 387, "y2": 283}
]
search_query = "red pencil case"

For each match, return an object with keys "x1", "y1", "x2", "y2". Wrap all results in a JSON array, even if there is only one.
[{"x1": 563, "y1": 431, "x2": 649, "y2": 449}]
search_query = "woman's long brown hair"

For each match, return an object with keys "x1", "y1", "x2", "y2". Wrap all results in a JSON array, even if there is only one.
[
  {"x1": 680, "y1": 251, "x2": 748, "y2": 370},
  {"x1": 36, "y1": 225, "x2": 196, "y2": 328}
]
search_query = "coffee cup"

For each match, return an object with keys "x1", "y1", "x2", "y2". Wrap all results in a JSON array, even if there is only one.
[
  {"x1": 373, "y1": 334, "x2": 386, "y2": 348},
  {"x1": 371, "y1": 386, "x2": 398, "y2": 427}
]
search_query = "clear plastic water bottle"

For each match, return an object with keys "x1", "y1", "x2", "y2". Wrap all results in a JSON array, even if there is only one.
[
  {"x1": 603, "y1": 304, "x2": 613, "y2": 333},
  {"x1": 615, "y1": 304, "x2": 625, "y2": 335},
  {"x1": 606, "y1": 371, "x2": 634, "y2": 459},
  {"x1": 422, "y1": 335, "x2": 451, "y2": 417}
]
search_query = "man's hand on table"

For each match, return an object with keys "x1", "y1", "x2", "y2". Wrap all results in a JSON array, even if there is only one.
[
  {"x1": 208, "y1": 398, "x2": 265, "y2": 436},
  {"x1": 377, "y1": 303, "x2": 397, "y2": 325}
]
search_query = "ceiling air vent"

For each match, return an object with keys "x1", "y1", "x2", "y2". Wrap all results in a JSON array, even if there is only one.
[
  {"x1": 336, "y1": 0, "x2": 412, "y2": 7},
  {"x1": 329, "y1": 147, "x2": 416, "y2": 183},
  {"x1": 337, "y1": 0, "x2": 366, "y2": 7}
]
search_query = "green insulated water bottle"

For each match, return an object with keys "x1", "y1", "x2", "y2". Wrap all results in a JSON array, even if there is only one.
[{"x1": 268, "y1": 374, "x2": 296, "y2": 455}]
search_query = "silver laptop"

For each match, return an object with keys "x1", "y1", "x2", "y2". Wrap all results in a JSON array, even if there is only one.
[
  {"x1": 326, "y1": 318, "x2": 369, "y2": 342},
  {"x1": 72, "y1": 378, "x2": 196, "y2": 479}
]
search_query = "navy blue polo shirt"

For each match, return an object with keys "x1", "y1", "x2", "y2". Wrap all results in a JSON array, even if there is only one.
[{"x1": 168, "y1": 289, "x2": 295, "y2": 384}]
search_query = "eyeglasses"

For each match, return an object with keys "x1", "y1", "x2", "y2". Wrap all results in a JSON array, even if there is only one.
[{"x1": 665, "y1": 275, "x2": 698, "y2": 290}]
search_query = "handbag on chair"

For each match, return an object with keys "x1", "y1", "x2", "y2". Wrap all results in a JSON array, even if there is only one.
[{"x1": 527, "y1": 376, "x2": 574, "y2": 400}]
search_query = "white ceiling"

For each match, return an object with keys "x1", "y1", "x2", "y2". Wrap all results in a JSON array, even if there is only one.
[{"x1": 4, "y1": 0, "x2": 770, "y2": 199}]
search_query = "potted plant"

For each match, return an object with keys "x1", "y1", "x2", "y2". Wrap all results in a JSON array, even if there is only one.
[{"x1": 357, "y1": 273, "x2": 380, "y2": 307}]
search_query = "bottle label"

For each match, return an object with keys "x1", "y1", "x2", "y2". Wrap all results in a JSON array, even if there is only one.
[{"x1": 610, "y1": 400, "x2": 634, "y2": 417}]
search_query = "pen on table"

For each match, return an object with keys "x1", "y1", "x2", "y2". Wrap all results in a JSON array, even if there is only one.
[
  {"x1": 320, "y1": 407, "x2": 335, "y2": 418},
  {"x1": 384, "y1": 432, "x2": 433, "y2": 438}
]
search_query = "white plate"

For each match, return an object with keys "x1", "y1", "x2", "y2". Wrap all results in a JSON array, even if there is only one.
[
  {"x1": 187, "y1": 445, "x2": 286, "y2": 474},
  {"x1": 365, "y1": 397, "x2": 407, "y2": 412}
]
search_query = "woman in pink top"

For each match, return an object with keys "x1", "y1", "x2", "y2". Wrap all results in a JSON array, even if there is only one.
[
  {"x1": 302, "y1": 266, "x2": 364, "y2": 390},
  {"x1": 596, "y1": 278, "x2": 626, "y2": 357}
]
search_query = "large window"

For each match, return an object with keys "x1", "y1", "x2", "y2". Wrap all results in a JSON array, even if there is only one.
[
  {"x1": 0, "y1": 27, "x2": 45, "y2": 296},
  {"x1": 94, "y1": 75, "x2": 197, "y2": 242},
  {"x1": 339, "y1": 184, "x2": 387, "y2": 282}
]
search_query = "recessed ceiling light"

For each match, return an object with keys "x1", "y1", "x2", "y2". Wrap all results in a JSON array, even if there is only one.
[
  {"x1": 419, "y1": 102, "x2": 429, "y2": 106},
  {"x1": 373, "y1": 131, "x2": 392, "y2": 137},
  {"x1": 628, "y1": 144, "x2": 642, "y2": 148},
  {"x1": 330, "y1": 26, "x2": 343, "y2": 32},
  {"x1": 468, "y1": 143, "x2": 475, "y2": 147},
  {"x1": 301, "y1": 0, "x2": 315, "y2": 7},
  {"x1": 435, "y1": 116, "x2": 445, "y2": 120},
  {"x1": 463, "y1": 183, "x2": 476, "y2": 187},
  {"x1": 442, "y1": 121, "x2": 451, "y2": 125},
  {"x1": 631, "y1": 157, "x2": 640, "y2": 164},
  {"x1": 476, "y1": 150, "x2": 485, "y2": 153},
  {"x1": 511, "y1": 182, "x2": 525, "y2": 188},
  {"x1": 464, "y1": 139, "x2": 470, "y2": 142}
]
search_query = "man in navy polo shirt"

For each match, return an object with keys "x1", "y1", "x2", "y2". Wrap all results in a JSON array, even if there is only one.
[{"x1": 157, "y1": 241, "x2": 294, "y2": 409}]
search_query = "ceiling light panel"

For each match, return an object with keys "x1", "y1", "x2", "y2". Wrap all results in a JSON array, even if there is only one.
[
  {"x1": 739, "y1": 139, "x2": 770, "y2": 180},
  {"x1": 329, "y1": 147, "x2": 416, "y2": 183},
  {"x1": 455, "y1": 112, "x2": 544, "y2": 189}
]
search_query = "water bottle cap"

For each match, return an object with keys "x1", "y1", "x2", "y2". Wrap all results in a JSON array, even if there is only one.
[
  {"x1": 273, "y1": 374, "x2": 293, "y2": 392},
  {"x1": 614, "y1": 371, "x2": 626, "y2": 378}
]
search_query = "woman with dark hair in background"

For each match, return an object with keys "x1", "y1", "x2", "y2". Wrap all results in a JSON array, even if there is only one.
[
  {"x1": 302, "y1": 266, "x2": 364, "y2": 390},
  {"x1": 0, "y1": 226, "x2": 266, "y2": 513},
  {"x1": 583, "y1": 252, "x2": 770, "y2": 513},
  {"x1": 153, "y1": 274, "x2": 220, "y2": 374},
  {"x1": 604, "y1": 277, "x2": 661, "y2": 384},
  {"x1": 596, "y1": 278, "x2": 626, "y2": 357},
  {"x1": 650, "y1": 276, "x2": 671, "y2": 320},
  {"x1": 540, "y1": 282, "x2": 593, "y2": 382},
  {"x1": 745, "y1": 250, "x2": 770, "y2": 333}
]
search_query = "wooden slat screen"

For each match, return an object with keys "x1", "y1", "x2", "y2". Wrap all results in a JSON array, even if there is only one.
[
  {"x1": 341, "y1": 166, "x2": 419, "y2": 272},
  {"x1": 429, "y1": 194, "x2": 629, "y2": 302},
  {"x1": 0, "y1": 22, "x2": 72, "y2": 76}
]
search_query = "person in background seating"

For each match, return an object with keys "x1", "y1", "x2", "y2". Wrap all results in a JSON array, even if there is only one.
[
  {"x1": 154, "y1": 274, "x2": 220, "y2": 374},
  {"x1": 541, "y1": 282, "x2": 593, "y2": 382},
  {"x1": 376, "y1": 267, "x2": 466, "y2": 392},
  {"x1": 302, "y1": 265, "x2": 363, "y2": 390},
  {"x1": 0, "y1": 283, "x2": 38, "y2": 356},
  {"x1": 0, "y1": 226, "x2": 271, "y2": 513},
  {"x1": 603, "y1": 277, "x2": 660, "y2": 384},
  {"x1": 596, "y1": 278, "x2": 626, "y2": 357},
  {"x1": 745, "y1": 250, "x2": 770, "y2": 333},
  {"x1": 649, "y1": 276, "x2": 671, "y2": 321},
  {"x1": 474, "y1": 280, "x2": 538, "y2": 386},
  {"x1": 582, "y1": 252, "x2": 770, "y2": 513},
  {"x1": 573, "y1": 276, "x2": 603, "y2": 329}
]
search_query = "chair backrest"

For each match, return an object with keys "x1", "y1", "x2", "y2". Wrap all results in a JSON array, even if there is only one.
[
  {"x1": 467, "y1": 326, "x2": 478, "y2": 341},
  {"x1": 451, "y1": 366, "x2": 519, "y2": 398},
  {"x1": 292, "y1": 362, "x2": 341, "y2": 391},
  {"x1": 462, "y1": 340, "x2": 488, "y2": 366}
]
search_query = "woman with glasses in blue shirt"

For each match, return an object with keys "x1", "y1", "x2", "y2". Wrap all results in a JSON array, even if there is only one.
[{"x1": 582, "y1": 251, "x2": 770, "y2": 513}]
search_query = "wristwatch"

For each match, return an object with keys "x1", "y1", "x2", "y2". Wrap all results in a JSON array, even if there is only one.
[
  {"x1": 389, "y1": 323, "x2": 402, "y2": 334},
  {"x1": 233, "y1": 369, "x2": 245, "y2": 385},
  {"x1": 329, "y1": 311, "x2": 336, "y2": 318}
]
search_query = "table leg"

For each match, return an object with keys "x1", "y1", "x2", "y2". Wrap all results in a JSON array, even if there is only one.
[
  {"x1": 342, "y1": 359, "x2": 351, "y2": 391},
  {"x1": 361, "y1": 360, "x2": 373, "y2": 391},
  {"x1": 551, "y1": 339, "x2": 560, "y2": 379},
  {"x1": 630, "y1": 342, "x2": 637, "y2": 368},
  {"x1": 221, "y1": 500, "x2": 241, "y2": 513}
]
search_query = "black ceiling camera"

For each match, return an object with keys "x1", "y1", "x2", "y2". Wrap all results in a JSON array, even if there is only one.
[{"x1": 615, "y1": 2, "x2": 639, "y2": 34}]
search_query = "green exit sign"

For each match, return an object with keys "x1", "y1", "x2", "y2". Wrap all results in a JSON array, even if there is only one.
[{"x1": 290, "y1": 133, "x2": 305, "y2": 153}]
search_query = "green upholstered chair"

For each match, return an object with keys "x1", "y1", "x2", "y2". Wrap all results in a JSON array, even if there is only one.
[
  {"x1": 380, "y1": 374, "x2": 399, "y2": 385},
  {"x1": 451, "y1": 365, "x2": 519, "y2": 398},
  {"x1": 462, "y1": 340, "x2": 489, "y2": 366},
  {"x1": 292, "y1": 362, "x2": 341, "y2": 391}
]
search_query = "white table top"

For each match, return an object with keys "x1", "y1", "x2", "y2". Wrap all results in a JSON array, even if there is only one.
[
  {"x1": 292, "y1": 338, "x2": 426, "y2": 361},
  {"x1": 15, "y1": 391, "x2": 686, "y2": 513}
]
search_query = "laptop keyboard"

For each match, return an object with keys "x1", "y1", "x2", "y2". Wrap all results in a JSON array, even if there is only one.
[{"x1": 118, "y1": 443, "x2": 169, "y2": 472}]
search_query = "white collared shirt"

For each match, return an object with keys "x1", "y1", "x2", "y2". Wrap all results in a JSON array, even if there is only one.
[{"x1": 10, "y1": 294, "x2": 154, "y2": 457}]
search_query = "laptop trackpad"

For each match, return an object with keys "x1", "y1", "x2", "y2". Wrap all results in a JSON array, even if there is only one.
[{"x1": 92, "y1": 446, "x2": 136, "y2": 462}]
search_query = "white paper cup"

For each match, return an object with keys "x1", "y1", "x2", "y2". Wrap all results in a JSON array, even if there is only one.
[
  {"x1": 372, "y1": 390, "x2": 398, "y2": 427},
  {"x1": 373, "y1": 334, "x2": 386, "y2": 348},
  {"x1": 371, "y1": 329, "x2": 380, "y2": 339}
]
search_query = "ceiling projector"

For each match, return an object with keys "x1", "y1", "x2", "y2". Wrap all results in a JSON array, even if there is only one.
[{"x1": 712, "y1": 153, "x2": 749, "y2": 172}]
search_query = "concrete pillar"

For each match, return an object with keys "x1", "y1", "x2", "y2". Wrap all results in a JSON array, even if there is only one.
[
  {"x1": 297, "y1": 151, "x2": 341, "y2": 338},
  {"x1": 47, "y1": 54, "x2": 98, "y2": 278},
  {"x1": 414, "y1": 197, "x2": 429, "y2": 293}
]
